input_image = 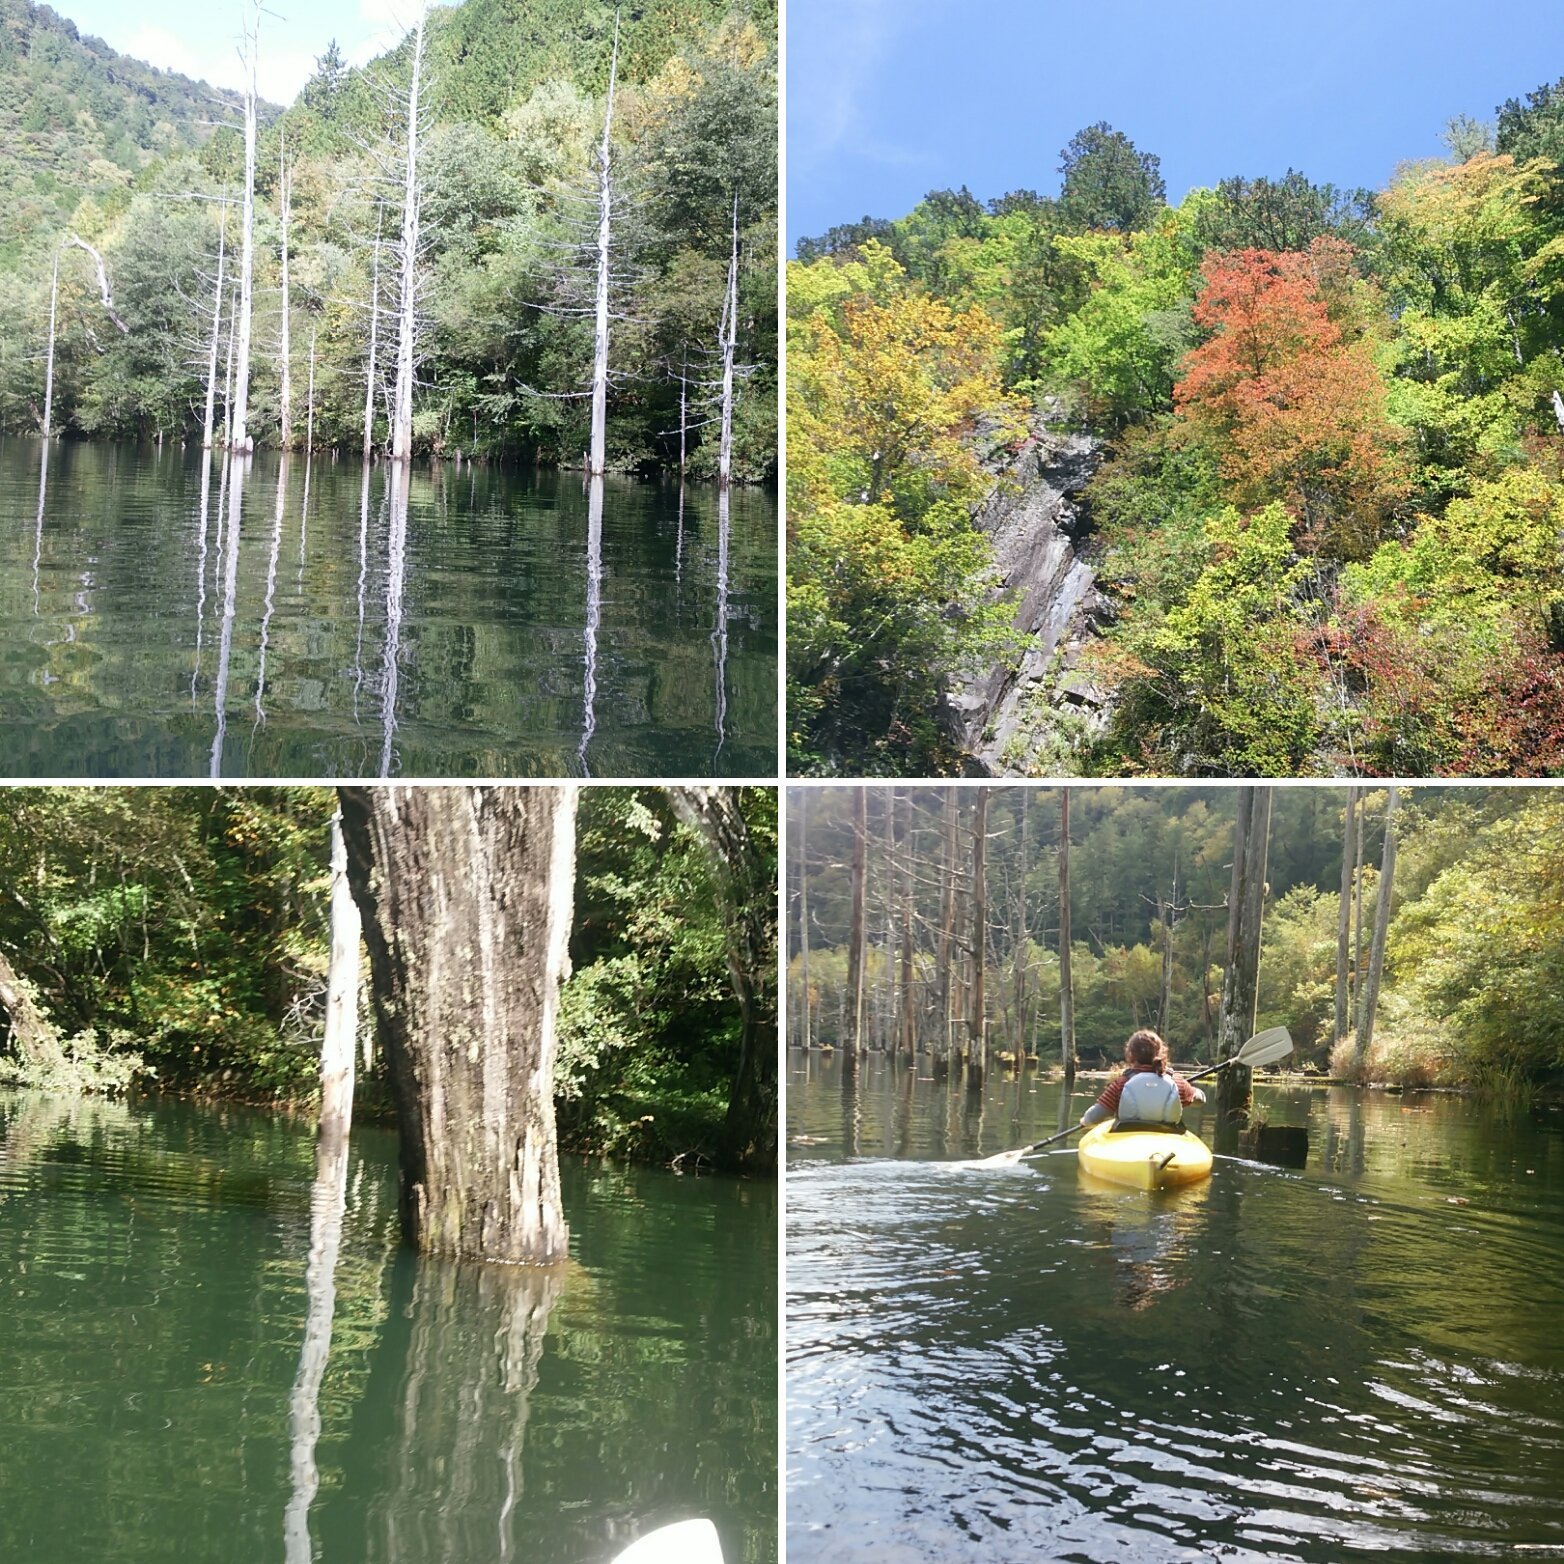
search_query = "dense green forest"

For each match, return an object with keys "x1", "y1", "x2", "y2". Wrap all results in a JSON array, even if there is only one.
[
  {"x1": 0, "y1": 0, "x2": 777, "y2": 477},
  {"x1": 788, "y1": 785, "x2": 1564, "y2": 1093},
  {"x1": 0, "y1": 785, "x2": 776, "y2": 1163},
  {"x1": 788, "y1": 80, "x2": 1564, "y2": 773}
]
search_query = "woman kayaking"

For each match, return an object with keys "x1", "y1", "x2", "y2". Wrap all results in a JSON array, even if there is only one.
[{"x1": 1081, "y1": 1029, "x2": 1205, "y2": 1128}]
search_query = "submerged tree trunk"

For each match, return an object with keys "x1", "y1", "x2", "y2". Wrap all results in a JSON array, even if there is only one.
[
  {"x1": 231, "y1": 0, "x2": 259, "y2": 453},
  {"x1": 1217, "y1": 786, "x2": 1272, "y2": 1124},
  {"x1": 320, "y1": 811, "x2": 360, "y2": 1147},
  {"x1": 797, "y1": 787, "x2": 811, "y2": 1050},
  {"x1": 1335, "y1": 786, "x2": 1357, "y2": 1043},
  {"x1": 41, "y1": 248, "x2": 59, "y2": 438},
  {"x1": 667, "y1": 788, "x2": 777, "y2": 1170},
  {"x1": 934, "y1": 787, "x2": 957, "y2": 1069},
  {"x1": 898, "y1": 790, "x2": 916, "y2": 1058},
  {"x1": 718, "y1": 193, "x2": 739, "y2": 486},
  {"x1": 1356, "y1": 787, "x2": 1398, "y2": 1065},
  {"x1": 967, "y1": 788, "x2": 988, "y2": 1077},
  {"x1": 587, "y1": 9, "x2": 621, "y2": 476},
  {"x1": 1059, "y1": 789, "x2": 1075, "y2": 1086},
  {"x1": 390, "y1": 6, "x2": 426, "y2": 463},
  {"x1": 363, "y1": 222, "x2": 382, "y2": 459},
  {"x1": 338, "y1": 786, "x2": 574, "y2": 1263},
  {"x1": 202, "y1": 213, "x2": 227, "y2": 450}
]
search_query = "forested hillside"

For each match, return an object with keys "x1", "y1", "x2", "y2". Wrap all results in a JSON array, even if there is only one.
[
  {"x1": 788, "y1": 786, "x2": 1564, "y2": 1092},
  {"x1": 0, "y1": 786, "x2": 776, "y2": 1164},
  {"x1": 789, "y1": 84, "x2": 1564, "y2": 774},
  {"x1": 0, "y1": 0, "x2": 777, "y2": 477}
]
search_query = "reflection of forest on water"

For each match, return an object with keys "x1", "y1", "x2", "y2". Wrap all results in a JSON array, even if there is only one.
[
  {"x1": 0, "y1": 1091, "x2": 776, "y2": 1564},
  {"x1": 0, "y1": 440, "x2": 776, "y2": 779},
  {"x1": 787, "y1": 1050, "x2": 1564, "y2": 1563}
]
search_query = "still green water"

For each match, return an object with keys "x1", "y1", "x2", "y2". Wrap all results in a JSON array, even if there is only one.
[
  {"x1": 787, "y1": 1050, "x2": 1564, "y2": 1563},
  {"x1": 0, "y1": 1090, "x2": 776, "y2": 1564},
  {"x1": 0, "y1": 439, "x2": 776, "y2": 778}
]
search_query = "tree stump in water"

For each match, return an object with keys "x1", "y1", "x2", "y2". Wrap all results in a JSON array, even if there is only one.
[{"x1": 1239, "y1": 1122, "x2": 1310, "y2": 1168}]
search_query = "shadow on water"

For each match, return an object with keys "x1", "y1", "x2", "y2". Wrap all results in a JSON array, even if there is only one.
[
  {"x1": 787, "y1": 1049, "x2": 1564, "y2": 1563},
  {"x1": 0, "y1": 439, "x2": 776, "y2": 778},
  {"x1": 0, "y1": 1089, "x2": 777, "y2": 1564}
]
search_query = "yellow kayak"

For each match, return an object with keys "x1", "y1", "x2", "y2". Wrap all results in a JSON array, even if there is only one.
[{"x1": 1078, "y1": 1121, "x2": 1213, "y2": 1191}]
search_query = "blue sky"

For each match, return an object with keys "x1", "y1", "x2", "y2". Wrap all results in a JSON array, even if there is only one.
[
  {"x1": 55, "y1": 0, "x2": 417, "y2": 104},
  {"x1": 787, "y1": 0, "x2": 1564, "y2": 251}
]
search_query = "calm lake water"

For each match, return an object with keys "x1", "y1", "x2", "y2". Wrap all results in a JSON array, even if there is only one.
[
  {"x1": 0, "y1": 440, "x2": 776, "y2": 778},
  {"x1": 0, "y1": 1090, "x2": 776, "y2": 1564},
  {"x1": 787, "y1": 1050, "x2": 1564, "y2": 1563}
]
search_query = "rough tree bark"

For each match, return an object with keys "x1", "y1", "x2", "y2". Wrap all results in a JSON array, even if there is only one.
[
  {"x1": 667, "y1": 787, "x2": 778, "y2": 1170},
  {"x1": 1356, "y1": 787, "x2": 1399, "y2": 1065},
  {"x1": 338, "y1": 786, "x2": 574, "y2": 1263},
  {"x1": 320, "y1": 810, "x2": 360, "y2": 1147},
  {"x1": 1217, "y1": 785, "x2": 1272, "y2": 1123},
  {"x1": 587, "y1": 9, "x2": 621, "y2": 476}
]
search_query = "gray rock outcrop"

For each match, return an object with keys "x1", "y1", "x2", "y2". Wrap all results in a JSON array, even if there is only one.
[{"x1": 945, "y1": 420, "x2": 1113, "y2": 774}]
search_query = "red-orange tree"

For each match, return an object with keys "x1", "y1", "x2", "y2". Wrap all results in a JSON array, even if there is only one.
[{"x1": 1175, "y1": 244, "x2": 1407, "y2": 558}]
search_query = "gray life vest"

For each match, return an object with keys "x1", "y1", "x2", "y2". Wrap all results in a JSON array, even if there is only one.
[{"x1": 1117, "y1": 1069, "x2": 1182, "y2": 1124}]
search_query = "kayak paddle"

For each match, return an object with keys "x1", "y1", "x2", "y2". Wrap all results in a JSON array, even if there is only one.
[{"x1": 963, "y1": 1026, "x2": 1293, "y2": 1168}]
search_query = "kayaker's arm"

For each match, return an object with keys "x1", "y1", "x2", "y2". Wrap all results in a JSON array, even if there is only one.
[{"x1": 1081, "y1": 1103, "x2": 1111, "y2": 1127}]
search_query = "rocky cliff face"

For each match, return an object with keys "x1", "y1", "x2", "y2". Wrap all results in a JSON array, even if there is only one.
[{"x1": 945, "y1": 421, "x2": 1112, "y2": 774}]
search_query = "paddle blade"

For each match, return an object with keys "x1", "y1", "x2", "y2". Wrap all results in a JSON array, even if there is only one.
[
  {"x1": 954, "y1": 1146, "x2": 1029, "y2": 1169},
  {"x1": 1236, "y1": 1025, "x2": 1293, "y2": 1069}
]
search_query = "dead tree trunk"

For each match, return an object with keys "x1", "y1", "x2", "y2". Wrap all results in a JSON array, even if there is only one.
[
  {"x1": 667, "y1": 787, "x2": 778, "y2": 1170},
  {"x1": 1059, "y1": 789, "x2": 1075, "y2": 1086},
  {"x1": 41, "y1": 247, "x2": 59, "y2": 438},
  {"x1": 319, "y1": 810, "x2": 360, "y2": 1149},
  {"x1": 338, "y1": 785, "x2": 574, "y2": 1263},
  {"x1": 278, "y1": 143, "x2": 293, "y2": 448},
  {"x1": 231, "y1": 0, "x2": 260, "y2": 452},
  {"x1": 1335, "y1": 786, "x2": 1357, "y2": 1044},
  {"x1": 201, "y1": 213, "x2": 227, "y2": 449},
  {"x1": 967, "y1": 789, "x2": 988, "y2": 1078},
  {"x1": 587, "y1": 9, "x2": 621, "y2": 476},
  {"x1": 390, "y1": 6, "x2": 427, "y2": 463},
  {"x1": 898, "y1": 790, "x2": 916, "y2": 1057},
  {"x1": 844, "y1": 785, "x2": 868, "y2": 1060},
  {"x1": 934, "y1": 787, "x2": 957, "y2": 1071},
  {"x1": 1217, "y1": 786, "x2": 1272, "y2": 1124},
  {"x1": 363, "y1": 221, "x2": 382, "y2": 459},
  {"x1": 718, "y1": 192, "x2": 739, "y2": 486},
  {"x1": 1355, "y1": 787, "x2": 1399, "y2": 1066},
  {"x1": 797, "y1": 788, "x2": 811, "y2": 1051}
]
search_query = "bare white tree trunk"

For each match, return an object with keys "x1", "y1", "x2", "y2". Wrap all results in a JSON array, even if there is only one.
[
  {"x1": 321, "y1": 811, "x2": 360, "y2": 1144},
  {"x1": 202, "y1": 213, "x2": 227, "y2": 449},
  {"x1": 587, "y1": 10, "x2": 620, "y2": 476},
  {"x1": 718, "y1": 193, "x2": 739, "y2": 486},
  {"x1": 1059, "y1": 789, "x2": 1074, "y2": 1085},
  {"x1": 42, "y1": 247, "x2": 59, "y2": 438},
  {"x1": 363, "y1": 221, "x2": 382, "y2": 459},
  {"x1": 231, "y1": 0, "x2": 260, "y2": 452},
  {"x1": 221, "y1": 279, "x2": 238, "y2": 444},
  {"x1": 278, "y1": 144, "x2": 293, "y2": 448},
  {"x1": 390, "y1": 6, "x2": 426, "y2": 464},
  {"x1": 305, "y1": 329, "x2": 316, "y2": 452},
  {"x1": 65, "y1": 235, "x2": 129, "y2": 333}
]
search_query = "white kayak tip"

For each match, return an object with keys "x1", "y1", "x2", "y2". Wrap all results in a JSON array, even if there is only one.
[{"x1": 611, "y1": 1519, "x2": 724, "y2": 1564}]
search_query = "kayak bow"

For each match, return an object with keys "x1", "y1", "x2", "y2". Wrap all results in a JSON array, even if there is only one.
[{"x1": 1077, "y1": 1121, "x2": 1213, "y2": 1191}]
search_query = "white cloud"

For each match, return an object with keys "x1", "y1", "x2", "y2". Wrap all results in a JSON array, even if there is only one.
[
  {"x1": 349, "y1": 0, "x2": 413, "y2": 67},
  {"x1": 121, "y1": 21, "x2": 316, "y2": 105}
]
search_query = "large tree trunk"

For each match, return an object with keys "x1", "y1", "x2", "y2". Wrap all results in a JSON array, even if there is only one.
[
  {"x1": 1059, "y1": 789, "x2": 1075, "y2": 1086},
  {"x1": 320, "y1": 811, "x2": 360, "y2": 1149},
  {"x1": 0, "y1": 949, "x2": 65, "y2": 1072},
  {"x1": 844, "y1": 786, "x2": 868, "y2": 1060},
  {"x1": 1217, "y1": 785, "x2": 1272, "y2": 1124},
  {"x1": 338, "y1": 785, "x2": 574, "y2": 1263},
  {"x1": 898, "y1": 789, "x2": 916, "y2": 1058},
  {"x1": 1335, "y1": 786, "x2": 1357, "y2": 1043},
  {"x1": 390, "y1": 5, "x2": 426, "y2": 463},
  {"x1": 667, "y1": 787, "x2": 777, "y2": 1170},
  {"x1": 934, "y1": 787, "x2": 957, "y2": 1071},
  {"x1": 363, "y1": 224, "x2": 382, "y2": 459},
  {"x1": 1356, "y1": 787, "x2": 1398, "y2": 1065},
  {"x1": 587, "y1": 11, "x2": 620, "y2": 476}
]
